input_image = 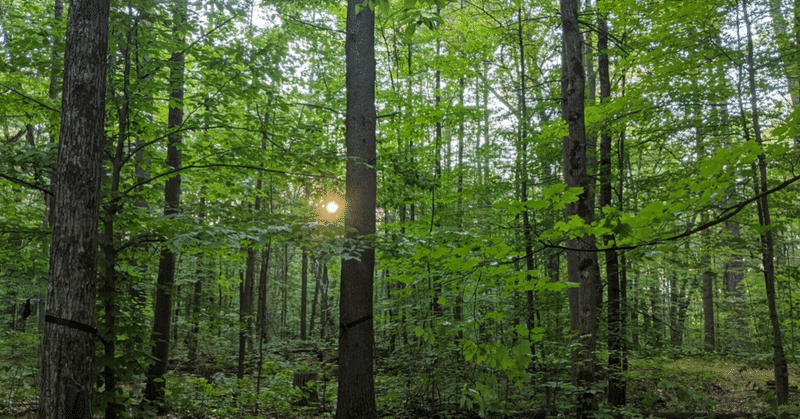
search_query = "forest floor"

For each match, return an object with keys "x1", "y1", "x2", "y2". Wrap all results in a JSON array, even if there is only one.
[
  {"x1": 2, "y1": 357, "x2": 800, "y2": 418},
  {"x1": 625, "y1": 357, "x2": 800, "y2": 417}
]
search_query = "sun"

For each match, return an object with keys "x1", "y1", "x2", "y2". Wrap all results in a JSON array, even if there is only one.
[
  {"x1": 313, "y1": 189, "x2": 345, "y2": 225},
  {"x1": 325, "y1": 201, "x2": 339, "y2": 214}
]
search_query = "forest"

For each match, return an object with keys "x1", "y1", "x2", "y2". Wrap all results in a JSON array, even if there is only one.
[{"x1": 1, "y1": 0, "x2": 800, "y2": 417}]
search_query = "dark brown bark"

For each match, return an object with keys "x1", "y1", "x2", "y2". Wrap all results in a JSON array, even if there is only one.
[
  {"x1": 310, "y1": 258, "x2": 320, "y2": 334},
  {"x1": 598, "y1": 12, "x2": 624, "y2": 407},
  {"x1": 144, "y1": 1, "x2": 185, "y2": 410},
  {"x1": 257, "y1": 244, "x2": 271, "y2": 342},
  {"x1": 561, "y1": 0, "x2": 600, "y2": 415},
  {"x1": 517, "y1": 5, "x2": 536, "y2": 338},
  {"x1": 743, "y1": 0, "x2": 789, "y2": 405},
  {"x1": 301, "y1": 249, "x2": 308, "y2": 340},
  {"x1": 240, "y1": 247, "x2": 255, "y2": 361},
  {"x1": 238, "y1": 270, "x2": 248, "y2": 379},
  {"x1": 37, "y1": 0, "x2": 110, "y2": 416},
  {"x1": 336, "y1": 0, "x2": 376, "y2": 416},
  {"x1": 701, "y1": 249, "x2": 714, "y2": 352},
  {"x1": 320, "y1": 263, "x2": 330, "y2": 340}
]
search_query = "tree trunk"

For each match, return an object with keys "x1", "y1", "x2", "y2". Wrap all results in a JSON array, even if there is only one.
[
  {"x1": 144, "y1": 1, "x2": 185, "y2": 410},
  {"x1": 561, "y1": 0, "x2": 600, "y2": 416},
  {"x1": 336, "y1": 0, "x2": 377, "y2": 416},
  {"x1": 743, "y1": 0, "x2": 789, "y2": 405},
  {"x1": 301, "y1": 249, "x2": 308, "y2": 340},
  {"x1": 701, "y1": 246, "x2": 715, "y2": 353},
  {"x1": 320, "y1": 263, "x2": 330, "y2": 340},
  {"x1": 257, "y1": 243, "x2": 271, "y2": 343},
  {"x1": 310, "y1": 258, "x2": 320, "y2": 335},
  {"x1": 598, "y1": 11, "x2": 624, "y2": 407},
  {"x1": 37, "y1": 0, "x2": 109, "y2": 416},
  {"x1": 516, "y1": 5, "x2": 536, "y2": 340}
]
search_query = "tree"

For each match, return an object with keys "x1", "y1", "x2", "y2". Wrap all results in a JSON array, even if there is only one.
[
  {"x1": 336, "y1": 0, "x2": 377, "y2": 417},
  {"x1": 741, "y1": 0, "x2": 789, "y2": 406},
  {"x1": 560, "y1": 0, "x2": 600, "y2": 416},
  {"x1": 144, "y1": 0, "x2": 186, "y2": 411},
  {"x1": 37, "y1": 0, "x2": 110, "y2": 417}
]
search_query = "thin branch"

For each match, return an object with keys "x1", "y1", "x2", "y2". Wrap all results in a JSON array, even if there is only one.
[
  {"x1": 123, "y1": 162, "x2": 336, "y2": 196},
  {"x1": 0, "y1": 82, "x2": 60, "y2": 114},
  {"x1": 0, "y1": 173, "x2": 53, "y2": 196},
  {"x1": 282, "y1": 13, "x2": 345, "y2": 34},
  {"x1": 540, "y1": 172, "x2": 800, "y2": 253}
]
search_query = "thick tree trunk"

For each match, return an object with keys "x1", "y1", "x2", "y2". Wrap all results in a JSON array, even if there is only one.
[
  {"x1": 144, "y1": 1, "x2": 185, "y2": 410},
  {"x1": 336, "y1": 0, "x2": 377, "y2": 416},
  {"x1": 560, "y1": 0, "x2": 600, "y2": 416},
  {"x1": 37, "y1": 0, "x2": 109, "y2": 417}
]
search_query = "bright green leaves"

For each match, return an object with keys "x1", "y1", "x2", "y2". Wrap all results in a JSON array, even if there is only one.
[
  {"x1": 462, "y1": 338, "x2": 532, "y2": 388},
  {"x1": 492, "y1": 185, "x2": 583, "y2": 215},
  {"x1": 772, "y1": 105, "x2": 800, "y2": 140}
]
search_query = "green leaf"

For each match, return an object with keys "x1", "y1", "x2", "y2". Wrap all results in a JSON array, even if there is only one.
[{"x1": 405, "y1": 24, "x2": 417, "y2": 38}]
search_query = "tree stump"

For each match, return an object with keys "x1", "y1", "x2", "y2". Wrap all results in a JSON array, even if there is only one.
[{"x1": 292, "y1": 372, "x2": 318, "y2": 406}]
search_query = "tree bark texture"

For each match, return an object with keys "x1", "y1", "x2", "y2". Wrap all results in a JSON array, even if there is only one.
[
  {"x1": 560, "y1": 0, "x2": 600, "y2": 416},
  {"x1": 598, "y1": 12, "x2": 624, "y2": 408},
  {"x1": 37, "y1": 0, "x2": 110, "y2": 417},
  {"x1": 144, "y1": 2, "x2": 185, "y2": 410},
  {"x1": 336, "y1": 0, "x2": 377, "y2": 417}
]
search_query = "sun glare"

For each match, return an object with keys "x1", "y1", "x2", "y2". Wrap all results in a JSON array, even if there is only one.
[{"x1": 325, "y1": 201, "x2": 339, "y2": 214}]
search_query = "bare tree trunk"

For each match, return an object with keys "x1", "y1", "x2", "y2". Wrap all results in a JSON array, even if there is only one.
[
  {"x1": 701, "y1": 250, "x2": 715, "y2": 352},
  {"x1": 310, "y1": 258, "x2": 320, "y2": 335},
  {"x1": 561, "y1": 0, "x2": 600, "y2": 416},
  {"x1": 598, "y1": 11, "x2": 624, "y2": 407},
  {"x1": 37, "y1": 0, "x2": 109, "y2": 416},
  {"x1": 257, "y1": 243, "x2": 271, "y2": 342},
  {"x1": 743, "y1": 0, "x2": 789, "y2": 405},
  {"x1": 144, "y1": 1, "x2": 185, "y2": 411},
  {"x1": 336, "y1": 0, "x2": 377, "y2": 416},
  {"x1": 301, "y1": 249, "x2": 308, "y2": 340}
]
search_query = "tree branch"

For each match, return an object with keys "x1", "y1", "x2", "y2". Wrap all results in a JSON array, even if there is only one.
[{"x1": 0, "y1": 173, "x2": 53, "y2": 196}]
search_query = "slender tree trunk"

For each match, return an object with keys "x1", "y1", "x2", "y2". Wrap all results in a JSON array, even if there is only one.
[
  {"x1": 320, "y1": 263, "x2": 329, "y2": 340},
  {"x1": 561, "y1": 0, "x2": 600, "y2": 416},
  {"x1": 743, "y1": 0, "x2": 789, "y2": 405},
  {"x1": 516, "y1": 5, "x2": 536, "y2": 340},
  {"x1": 310, "y1": 258, "x2": 320, "y2": 335},
  {"x1": 238, "y1": 270, "x2": 248, "y2": 379},
  {"x1": 257, "y1": 244, "x2": 271, "y2": 342},
  {"x1": 701, "y1": 250, "x2": 715, "y2": 352},
  {"x1": 144, "y1": 1, "x2": 185, "y2": 410},
  {"x1": 301, "y1": 249, "x2": 308, "y2": 340},
  {"x1": 336, "y1": 0, "x2": 377, "y2": 416},
  {"x1": 598, "y1": 11, "x2": 624, "y2": 407},
  {"x1": 37, "y1": 0, "x2": 109, "y2": 416},
  {"x1": 98, "y1": 25, "x2": 136, "y2": 416}
]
